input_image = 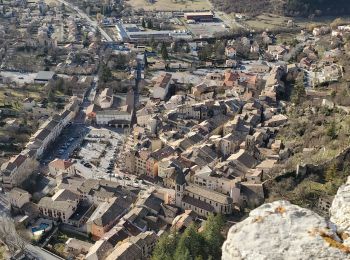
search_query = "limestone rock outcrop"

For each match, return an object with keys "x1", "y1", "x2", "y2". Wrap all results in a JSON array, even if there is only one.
[
  {"x1": 222, "y1": 200, "x2": 349, "y2": 260},
  {"x1": 330, "y1": 176, "x2": 350, "y2": 246}
]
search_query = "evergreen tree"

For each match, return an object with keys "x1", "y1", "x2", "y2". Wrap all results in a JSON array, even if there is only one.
[
  {"x1": 149, "y1": 37, "x2": 157, "y2": 49},
  {"x1": 174, "y1": 247, "x2": 192, "y2": 260},
  {"x1": 174, "y1": 224, "x2": 206, "y2": 259},
  {"x1": 291, "y1": 73, "x2": 306, "y2": 105},
  {"x1": 151, "y1": 214, "x2": 225, "y2": 260},
  {"x1": 326, "y1": 120, "x2": 337, "y2": 140},
  {"x1": 202, "y1": 214, "x2": 225, "y2": 259},
  {"x1": 325, "y1": 163, "x2": 337, "y2": 182},
  {"x1": 152, "y1": 231, "x2": 178, "y2": 260},
  {"x1": 48, "y1": 88, "x2": 55, "y2": 102},
  {"x1": 147, "y1": 19, "x2": 153, "y2": 29},
  {"x1": 99, "y1": 64, "x2": 112, "y2": 83},
  {"x1": 161, "y1": 42, "x2": 169, "y2": 60}
]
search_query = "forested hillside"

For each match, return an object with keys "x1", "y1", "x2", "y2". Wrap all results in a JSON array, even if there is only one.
[{"x1": 211, "y1": 0, "x2": 350, "y2": 16}]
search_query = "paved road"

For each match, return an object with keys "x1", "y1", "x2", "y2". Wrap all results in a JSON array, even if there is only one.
[
  {"x1": 0, "y1": 71, "x2": 37, "y2": 85},
  {"x1": 57, "y1": 0, "x2": 113, "y2": 42},
  {"x1": 216, "y1": 11, "x2": 245, "y2": 29}
]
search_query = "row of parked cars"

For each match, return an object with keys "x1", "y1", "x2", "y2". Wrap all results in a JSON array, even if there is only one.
[{"x1": 57, "y1": 137, "x2": 77, "y2": 155}]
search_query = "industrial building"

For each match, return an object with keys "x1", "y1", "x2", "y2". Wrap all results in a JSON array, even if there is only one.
[
  {"x1": 184, "y1": 11, "x2": 214, "y2": 22},
  {"x1": 116, "y1": 23, "x2": 192, "y2": 42}
]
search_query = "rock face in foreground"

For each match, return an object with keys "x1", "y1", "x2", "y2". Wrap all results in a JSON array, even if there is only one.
[
  {"x1": 330, "y1": 176, "x2": 350, "y2": 246},
  {"x1": 222, "y1": 200, "x2": 349, "y2": 260}
]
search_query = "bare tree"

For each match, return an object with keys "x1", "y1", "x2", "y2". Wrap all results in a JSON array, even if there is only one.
[{"x1": 0, "y1": 216, "x2": 26, "y2": 254}]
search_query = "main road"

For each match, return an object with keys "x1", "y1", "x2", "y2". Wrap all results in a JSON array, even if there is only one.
[{"x1": 57, "y1": 0, "x2": 113, "y2": 42}]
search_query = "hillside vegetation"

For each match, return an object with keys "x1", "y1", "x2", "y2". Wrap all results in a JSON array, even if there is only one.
[{"x1": 211, "y1": 0, "x2": 350, "y2": 17}]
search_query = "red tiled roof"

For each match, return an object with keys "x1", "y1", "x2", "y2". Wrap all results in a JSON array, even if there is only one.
[{"x1": 49, "y1": 159, "x2": 74, "y2": 170}]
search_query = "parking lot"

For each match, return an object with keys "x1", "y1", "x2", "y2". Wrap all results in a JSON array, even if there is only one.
[
  {"x1": 41, "y1": 121, "x2": 154, "y2": 190},
  {"x1": 75, "y1": 128, "x2": 122, "y2": 173},
  {"x1": 41, "y1": 123, "x2": 90, "y2": 164},
  {"x1": 187, "y1": 21, "x2": 229, "y2": 38}
]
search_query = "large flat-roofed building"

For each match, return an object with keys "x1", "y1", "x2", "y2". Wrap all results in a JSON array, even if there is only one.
[
  {"x1": 34, "y1": 71, "x2": 57, "y2": 84},
  {"x1": 153, "y1": 73, "x2": 172, "y2": 100},
  {"x1": 95, "y1": 109, "x2": 133, "y2": 128},
  {"x1": 184, "y1": 11, "x2": 214, "y2": 22},
  {"x1": 116, "y1": 23, "x2": 192, "y2": 42}
]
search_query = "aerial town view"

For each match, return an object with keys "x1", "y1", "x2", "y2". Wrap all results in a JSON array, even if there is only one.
[{"x1": 1, "y1": 0, "x2": 350, "y2": 259}]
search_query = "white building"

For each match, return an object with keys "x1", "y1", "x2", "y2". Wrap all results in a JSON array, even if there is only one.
[
  {"x1": 96, "y1": 110, "x2": 132, "y2": 128},
  {"x1": 38, "y1": 189, "x2": 79, "y2": 223},
  {"x1": 8, "y1": 187, "x2": 31, "y2": 208},
  {"x1": 1, "y1": 149, "x2": 38, "y2": 188},
  {"x1": 98, "y1": 88, "x2": 113, "y2": 109}
]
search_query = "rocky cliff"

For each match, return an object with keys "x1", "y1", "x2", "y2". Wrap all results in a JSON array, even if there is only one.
[
  {"x1": 222, "y1": 200, "x2": 349, "y2": 260},
  {"x1": 330, "y1": 176, "x2": 350, "y2": 247}
]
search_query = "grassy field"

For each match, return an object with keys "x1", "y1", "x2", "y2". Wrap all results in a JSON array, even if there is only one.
[
  {"x1": 0, "y1": 85, "x2": 45, "y2": 107},
  {"x1": 244, "y1": 14, "x2": 289, "y2": 30},
  {"x1": 126, "y1": 0, "x2": 212, "y2": 11}
]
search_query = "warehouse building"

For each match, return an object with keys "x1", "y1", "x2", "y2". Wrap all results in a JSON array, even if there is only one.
[
  {"x1": 184, "y1": 11, "x2": 214, "y2": 22},
  {"x1": 116, "y1": 23, "x2": 192, "y2": 42}
]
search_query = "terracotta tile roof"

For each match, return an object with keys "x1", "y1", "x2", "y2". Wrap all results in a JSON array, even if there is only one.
[{"x1": 49, "y1": 158, "x2": 74, "y2": 170}]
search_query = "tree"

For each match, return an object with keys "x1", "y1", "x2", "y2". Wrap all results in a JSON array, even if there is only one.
[
  {"x1": 54, "y1": 77, "x2": 64, "y2": 92},
  {"x1": 161, "y1": 42, "x2": 169, "y2": 60},
  {"x1": 325, "y1": 163, "x2": 337, "y2": 182},
  {"x1": 114, "y1": 53, "x2": 128, "y2": 70},
  {"x1": 198, "y1": 45, "x2": 213, "y2": 61},
  {"x1": 291, "y1": 73, "x2": 306, "y2": 105},
  {"x1": 147, "y1": 19, "x2": 153, "y2": 29},
  {"x1": 149, "y1": 37, "x2": 157, "y2": 49},
  {"x1": 0, "y1": 217, "x2": 26, "y2": 254},
  {"x1": 152, "y1": 231, "x2": 178, "y2": 260},
  {"x1": 99, "y1": 64, "x2": 112, "y2": 83},
  {"x1": 83, "y1": 38, "x2": 89, "y2": 48},
  {"x1": 202, "y1": 214, "x2": 225, "y2": 259},
  {"x1": 152, "y1": 213, "x2": 225, "y2": 260},
  {"x1": 174, "y1": 224, "x2": 206, "y2": 259},
  {"x1": 48, "y1": 88, "x2": 55, "y2": 102},
  {"x1": 327, "y1": 120, "x2": 337, "y2": 140}
]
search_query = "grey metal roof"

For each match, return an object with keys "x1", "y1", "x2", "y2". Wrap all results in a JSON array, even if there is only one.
[{"x1": 35, "y1": 71, "x2": 56, "y2": 81}]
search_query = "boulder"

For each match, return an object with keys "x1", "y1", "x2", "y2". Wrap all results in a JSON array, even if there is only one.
[
  {"x1": 222, "y1": 200, "x2": 349, "y2": 260},
  {"x1": 330, "y1": 176, "x2": 350, "y2": 246}
]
